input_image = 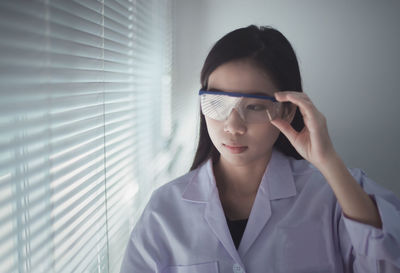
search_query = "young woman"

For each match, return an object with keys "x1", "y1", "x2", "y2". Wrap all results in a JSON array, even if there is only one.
[{"x1": 120, "y1": 25, "x2": 400, "y2": 273}]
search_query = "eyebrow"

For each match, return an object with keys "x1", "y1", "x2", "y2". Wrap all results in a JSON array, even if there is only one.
[{"x1": 207, "y1": 87, "x2": 272, "y2": 96}]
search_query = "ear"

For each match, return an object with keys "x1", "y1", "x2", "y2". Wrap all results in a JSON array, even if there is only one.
[{"x1": 282, "y1": 103, "x2": 297, "y2": 123}]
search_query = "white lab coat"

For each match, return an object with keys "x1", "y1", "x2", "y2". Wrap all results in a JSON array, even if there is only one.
[{"x1": 120, "y1": 149, "x2": 400, "y2": 272}]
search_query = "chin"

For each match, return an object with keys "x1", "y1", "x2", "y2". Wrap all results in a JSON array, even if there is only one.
[
  {"x1": 219, "y1": 153, "x2": 258, "y2": 166},
  {"x1": 219, "y1": 148, "x2": 272, "y2": 166}
]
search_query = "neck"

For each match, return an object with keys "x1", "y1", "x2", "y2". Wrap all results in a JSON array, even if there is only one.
[{"x1": 213, "y1": 152, "x2": 272, "y2": 198}]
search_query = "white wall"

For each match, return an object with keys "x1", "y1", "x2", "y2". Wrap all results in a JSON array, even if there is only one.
[{"x1": 171, "y1": 0, "x2": 400, "y2": 197}]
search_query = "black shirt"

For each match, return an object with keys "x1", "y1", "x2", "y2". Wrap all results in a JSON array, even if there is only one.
[{"x1": 226, "y1": 217, "x2": 248, "y2": 249}]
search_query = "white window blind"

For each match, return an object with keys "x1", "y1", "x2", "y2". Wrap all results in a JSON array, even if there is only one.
[{"x1": 0, "y1": 0, "x2": 173, "y2": 272}]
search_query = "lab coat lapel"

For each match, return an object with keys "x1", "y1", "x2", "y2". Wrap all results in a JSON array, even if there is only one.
[
  {"x1": 182, "y1": 159, "x2": 245, "y2": 268},
  {"x1": 237, "y1": 183, "x2": 271, "y2": 257},
  {"x1": 238, "y1": 149, "x2": 297, "y2": 257},
  {"x1": 204, "y1": 187, "x2": 245, "y2": 268}
]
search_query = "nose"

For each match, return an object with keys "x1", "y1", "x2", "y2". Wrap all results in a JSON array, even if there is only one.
[{"x1": 223, "y1": 109, "x2": 247, "y2": 135}]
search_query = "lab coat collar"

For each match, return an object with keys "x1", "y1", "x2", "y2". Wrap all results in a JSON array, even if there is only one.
[
  {"x1": 182, "y1": 148, "x2": 297, "y2": 202},
  {"x1": 261, "y1": 148, "x2": 297, "y2": 201},
  {"x1": 181, "y1": 148, "x2": 297, "y2": 266}
]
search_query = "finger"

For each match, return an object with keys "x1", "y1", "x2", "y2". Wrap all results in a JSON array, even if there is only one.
[
  {"x1": 274, "y1": 92, "x2": 315, "y2": 118},
  {"x1": 269, "y1": 115, "x2": 298, "y2": 145},
  {"x1": 275, "y1": 91, "x2": 312, "y2": 104},
  {"x1": 276, "y1": 91, "x2": 311, "y2": 102}
]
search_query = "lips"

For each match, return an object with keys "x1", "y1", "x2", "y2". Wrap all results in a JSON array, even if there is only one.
[
  {"x1": 223, "y1": 143, "x2": 248, "y2": 154},
  {"x1": 224, "y1": 143, "x2": 246, "y2": 148}
]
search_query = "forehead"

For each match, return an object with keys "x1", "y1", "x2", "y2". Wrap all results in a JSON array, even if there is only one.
[{"x1": 207, "y1": 60, "x2": 278, "y2": 96}]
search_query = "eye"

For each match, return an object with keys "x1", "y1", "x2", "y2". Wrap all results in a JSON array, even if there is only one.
[{"x1": 246, "y1": 104, "x2": 267, "y2": 111}]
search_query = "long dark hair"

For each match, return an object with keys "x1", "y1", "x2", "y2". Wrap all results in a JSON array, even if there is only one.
[{"x1": 190, "y1": 25, "x2": 305, "y2": 171}]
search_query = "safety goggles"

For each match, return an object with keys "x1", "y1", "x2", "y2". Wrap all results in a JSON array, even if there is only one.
[{"x1": 199, "y1": 89, "x2": 283, "y2": 123}]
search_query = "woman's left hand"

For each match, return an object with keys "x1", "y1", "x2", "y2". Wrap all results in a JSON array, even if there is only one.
[{"x1": 269, "y1": 91, "x2": 337, "y2": 169}]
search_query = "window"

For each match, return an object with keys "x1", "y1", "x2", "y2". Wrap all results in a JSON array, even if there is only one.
[{"x1": 0, "y1": 0, "x2": 173, "y2": 272}]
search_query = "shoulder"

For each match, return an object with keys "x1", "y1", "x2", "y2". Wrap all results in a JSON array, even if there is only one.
[
  {"x1": 287, "y1": 155, "x2": 396, "y2": 199},
  {"x1": 287, "y1": 155, "x2": 364, "y2": 183},
  {"x1": 145, "y1": 166, "x2": 203, "y2": 212},
  {"x1": 153, "y1": 168, "x2": 199, "y2": 197},
  {"x1": 287, "y1": 156, "x2": 327, "y2": 187},
  {"x1": 124, "y1": 171, "x2": 203, "y2": 268},
  {"x1": 288, "y1": 156, "x2": 318, "y2": 176},
  {"x1": 285, "y1": 157, "x2": 342, "y2": 197}
]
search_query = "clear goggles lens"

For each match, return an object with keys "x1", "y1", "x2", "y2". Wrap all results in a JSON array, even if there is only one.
[{"x1": 199, "y1": 90, "x2": 283, "y2": 123}]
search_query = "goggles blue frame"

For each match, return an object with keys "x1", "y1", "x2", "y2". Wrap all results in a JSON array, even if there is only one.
[{"x1": 198, "y1": 89, "x2": 278, "y2": 102}]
